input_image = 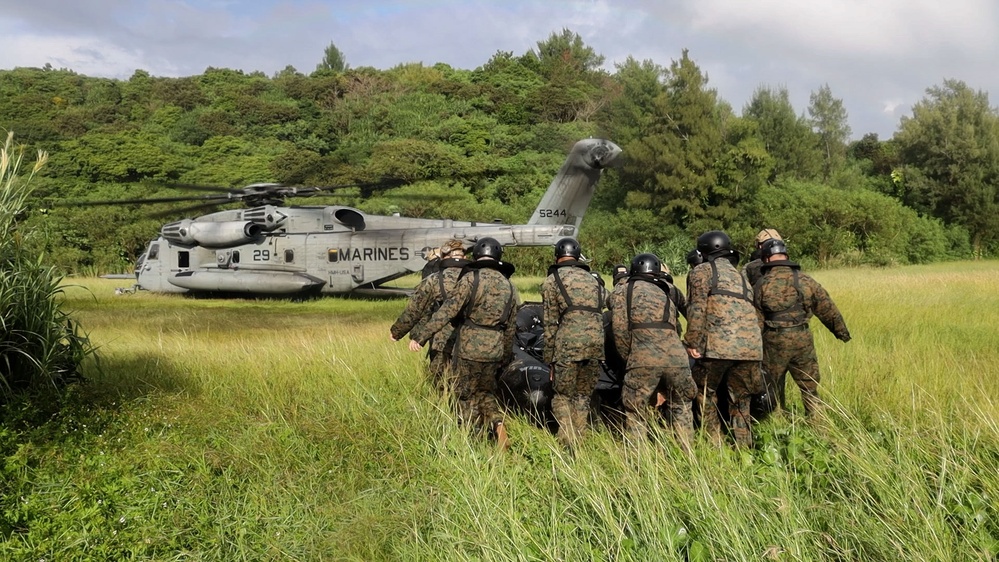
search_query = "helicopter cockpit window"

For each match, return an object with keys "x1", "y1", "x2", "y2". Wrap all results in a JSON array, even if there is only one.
[
  {"x1": 328, "y1": 249, "x2": 339, "y2": 263},
  {"x1": 178, "y1": 251, "x2": 190, "y2": 268},
  {"x1": 232, "y1": 251, "x2": 240, "y2": 264},
  {"x1": 284, "y1": 249, "x2": 294, "y2": 263},
  {"x1": 147, "y1": 243, "x2": 159, "y2": 260}
]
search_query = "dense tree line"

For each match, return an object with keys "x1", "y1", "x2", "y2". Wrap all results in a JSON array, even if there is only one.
[{"x1": 1, "y1": 29, "x2": 995, "y2": 276}]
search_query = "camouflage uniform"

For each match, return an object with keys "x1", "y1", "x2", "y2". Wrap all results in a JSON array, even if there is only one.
[
  {"x1": 412, "y1": 260, "x2": 519, "y2": 436},
  {"x1": 743, "y1": 257, "x2": 765, "y2": 287},
  {"x1": 753, "y1": 260, "x2": 850, "y2": 416},
  {"x1": 610, "y1": 276, "x2": 696, "y2": 444},
  {"x1": 744, "y1": 229, "x2": 783, "y2": 286},
  {"x1": 390, "y1": 257, "x2": 469, "y2": 390},
  {"x1": 683, "y1": 258, "x2": 763, "y2": 447},
  {"x1": 541, "y1": 262, "x2": 606, "y2": 447}
]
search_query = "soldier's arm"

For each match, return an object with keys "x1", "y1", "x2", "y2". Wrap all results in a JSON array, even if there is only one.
[
  {"x1": 674, "y1": 287, "x2": 687, "y2": 319},
  {"x1": 503, "y1": 284, "x2": 521, "y2": 352},
  {"x1": 411, "y1": 275, "x2": 472, "y2": 346},
  {"x1": 541, "y1": 278, "x2": 558, "y2": 364},
  {"x1": 807, "y1": 277, "x2": 850, "y2": 341},
  {"x1": 608, "y1": 292, "x2": 631, "y2": 362},
  {"x1": 682, "y1": 268, "x2": 708, "y2": 353},
  {"x1": 390, "y1": 275, "x2": 436, "y2": 340}
]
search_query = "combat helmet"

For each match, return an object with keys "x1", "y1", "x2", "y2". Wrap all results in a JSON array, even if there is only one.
[
  {"x1": 696, "y1": 230, "x2": 732, "y2": 257},
  {"x1": 554, "y1": 237, "x2": 581, "y2": 260},
  {"x1": 755, "y1": 228, "x2": 783, "y2": 246},
  {"x1": 686, "y1": 248, "x2": 704, "y2": 268},
  {"x1": 759, "y1": 238, "x2": 788, "y2": 259},
  {"x1": 630, "y1": 253, "x2": 661, "y2": 276},
  {"x1": 472, "y1": 237, "x2": 503, "y2": 260},
  {"x1": 440, "y1": 239, "x2": 465, "y2": 258}
]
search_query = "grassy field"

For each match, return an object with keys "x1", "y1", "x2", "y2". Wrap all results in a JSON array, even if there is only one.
[{"x1": 2, "y1": 262, "x2": 998, "y2": 561}]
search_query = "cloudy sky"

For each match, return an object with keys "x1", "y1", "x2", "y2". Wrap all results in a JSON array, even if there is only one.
[{"x1": 2, "y1": 0, "x2": 997, "y2": 140}]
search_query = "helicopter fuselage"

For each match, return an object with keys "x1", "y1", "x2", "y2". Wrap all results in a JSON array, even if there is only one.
[
  {"x1": 129, "y1": 138, "x2": 621, "y2": 297},
  {"x1": 134, "y1": 205, "x2": 579, "y2": 295}
]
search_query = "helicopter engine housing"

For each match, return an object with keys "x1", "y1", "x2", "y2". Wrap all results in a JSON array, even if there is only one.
[{"x1": 161, "y1": 220, "x2": 263, "y2": 248}]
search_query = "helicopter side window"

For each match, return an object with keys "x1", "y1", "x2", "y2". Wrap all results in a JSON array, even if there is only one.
[
  {"x1": 328, "y1": 249, "x2": 339, "y2": 263},
  {"x1": 232, "y1": 251, "x2": 240, "y2": 264},
  {"x1": 284, "y1": 249, "x2": 294, "y2": 263},
  {"x1": 178, "y1": 251, "x2": 190, "y2": 268},
  {"x1": 147, "y1": 243, "x2": 159, "y2": 260}
]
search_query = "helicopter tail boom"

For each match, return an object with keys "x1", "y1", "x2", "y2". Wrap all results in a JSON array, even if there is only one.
[{"x1": 527, "y1": 138, "x2": 622, "y2": 229}]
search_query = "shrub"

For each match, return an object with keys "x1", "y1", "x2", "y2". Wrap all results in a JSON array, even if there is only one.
[{"x1": 1, "y1": 131, "x2": 95, "y2": 398}]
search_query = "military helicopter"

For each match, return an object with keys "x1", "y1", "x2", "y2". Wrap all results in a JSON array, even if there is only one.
[{"x1": 84, "y1": 138, "x2": 621, "y2": 297}]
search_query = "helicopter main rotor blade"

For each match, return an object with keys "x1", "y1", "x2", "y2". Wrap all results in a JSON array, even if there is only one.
[{"x1": 56, "y1": 193, "x2": 238, "y2": 207}]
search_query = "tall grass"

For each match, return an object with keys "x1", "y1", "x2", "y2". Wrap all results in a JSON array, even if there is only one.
[
  {"x1": 1, "y1": 131, "x2": 94, "y2": 397},
  {"x1": 1, "y1": 264, "x2": 997, "y2": 560}
]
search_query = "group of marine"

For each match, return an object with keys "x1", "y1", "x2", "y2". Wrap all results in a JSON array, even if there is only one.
[{"x1": 390, "y1": 229, "x2": 851, "y2": 451}]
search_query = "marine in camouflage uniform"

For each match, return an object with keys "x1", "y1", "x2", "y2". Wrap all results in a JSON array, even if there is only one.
[
  {"x1": 410, "y1": 237, "x2": 519, "y2": 447},
  {"x1": 541, "y1": 238, "x2": 605, "y2": 448},
  {"x1": 610, "y1": 253, "x2": 696, "y2": 445},
  {"x1": 390, "y1": 240, "x2": 468, "y2": 391},
  {"x1": 753, "y1": 239, "x2": 850, "y2": 416},
  {"x1": 684, "y1": 231, "x2": 763, "y2": 448},
  {"x1": 743, "y1": 228, "x2": 783, "y2": 287}
]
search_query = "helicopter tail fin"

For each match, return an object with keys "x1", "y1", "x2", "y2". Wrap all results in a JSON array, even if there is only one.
[{"x1": 527, "y1": 138, "x2": 622, "y2": 230}]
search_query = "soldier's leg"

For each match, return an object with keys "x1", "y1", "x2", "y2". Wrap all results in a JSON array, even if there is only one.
[
  {"x1": 621, "y1": 368, "x2": 661, "y2": 442},
  {"x1": 428, "y1": 349, "x2": 447, "y2": 393},
  {"x1": 692, "y1": 359, "x2": 727, "y2": 444},
  {"x1": 453, "y1": 358, "x2": 478, "y2": 428},
  {"x1": 762, "y1": 331, "x2": 792, "y2": 413},
  {"x1": 787, "y1": 332, "x2": 822, "y2": 416},
  {"x1": 466, "y1": 360, "x2": 505, "y2": 437},
  {"x1": 726, "y1": 361, "x2": 764, "y2": 448},
  {"x1": 551, "y1": 360, "x2": 595, "y2": 448},
  {"x1": 571, "y1": 360, "x2": 600, "y2": 441},
  {"x1": 661, "y1": 365, "x2": 697, "y2": 449}
]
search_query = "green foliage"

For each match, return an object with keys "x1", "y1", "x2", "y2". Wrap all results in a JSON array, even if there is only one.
[
  {"x1": 808, "y1": 84, "x2": 851, "y2": 181},
  {"x1": 316, "y1": 41, "x2": 349, "y2": 73},
  {"x1": 1, "y1": 132, "x2": 95, "y2": 397},
  {"x1": 2, "y1": 265, "x2": 999, "y2": 559},
  {"x1": 751, "y1": 180, "x2": 964, "y2": 266},
  {"x1": 744, "y1": 85, "x2": 823, "y2": 181},
  {"x1": 894, "y1": 79, "x2": 999, "y2": 254},
  {"x1": 1, "y1": 33, "x2": 995, "y2": 274}
]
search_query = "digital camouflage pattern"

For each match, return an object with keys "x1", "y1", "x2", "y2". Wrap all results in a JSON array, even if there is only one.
[
  {"x1": 684, "y1": 258, "x2": 763, "y2": 448},
  {"x1": 693, "y1": 359, "x2": 761, "y2": 446},
  {"x1": 753, "y1": 261, "x2": 850, "y2": 415},
  {"x1": 541, "y1": 263, "x2": 606, "y2": 364},
  {"x1": 610, "y1": 278, "x2": 689, "y2": 370},
  {"x1": 412, "y1": 260, "x2": 519, "y2": 364},
  {"x1": 542, "y1": 262, "x2": 606, "y2": 447},
  {"x1": 683, "y1": 259, "x2": 762, "y2": 360},
  {"x1": 743, "y1": 258, "x2": 765, "y2": 287},
  {"x1": 390, "y1": 258, "x2": 468, "y2": 352},
  {"x1": 411, "y1": 259, "x2": 519, "y2": 437},
  {"x1": 453, "y1": 357, "x2": 505, "y2": 432},
  {"x1": 550, "y1": 359, "x2": 601, "y2": 448},
  {"x1": 609, "y1": 277, "x2": 696, "y2": 442}
]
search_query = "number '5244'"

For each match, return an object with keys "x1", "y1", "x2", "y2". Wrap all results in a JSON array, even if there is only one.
[{"x1": 537, "y1": 209, "x2": 567, "y2": 218}]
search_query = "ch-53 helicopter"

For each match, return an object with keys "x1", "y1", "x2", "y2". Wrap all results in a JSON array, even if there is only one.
[{"x1": 88, "y1": 138, "x2": 621, "y2": 297}]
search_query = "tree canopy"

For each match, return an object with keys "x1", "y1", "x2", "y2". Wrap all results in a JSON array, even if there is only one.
[{"x1": 0, "y1": 30, "x2": 992, "y2": 275}]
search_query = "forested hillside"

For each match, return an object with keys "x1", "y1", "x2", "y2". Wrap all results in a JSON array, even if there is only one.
[{"x1": 2, "y1": 30, "x2": 995, "y2": 275}]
